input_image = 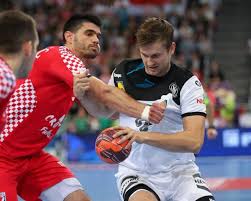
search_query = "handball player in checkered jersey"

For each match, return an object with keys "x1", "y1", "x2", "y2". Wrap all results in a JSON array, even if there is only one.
[
  {"x1": 0, "y1": 13, "x2": 165, "y2": 201},
  {"x1": 0, "y1": 11, "x2": 38, "y2": 131},
  {"x1": 0, "y1": 10, "x2": 39, "y2": 132},
  {"x1": 77, "y1": 17, "x2": 216, "y2": 201}
]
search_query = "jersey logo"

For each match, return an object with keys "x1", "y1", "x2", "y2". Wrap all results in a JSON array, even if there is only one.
[
  {"x1": 135, "y1": 118, "x2": 152, "y2": 131},
  {"x1": 116, "y1": 81, "x2": 125, "y2": 91},
  {"x1": 196, "y1": 98, "x2": 204, "y2": 104},
  {"x1": 169, "y1": 82, "x2": 179, "y2": 98},
  {"x1": 0, "y1": 192, "x2": 6, "y2": 201},
  {"x1": 195, "y1": 80, "x2": 202, "y2": 87},
  {"x1": 40, "y1": 114, "x2": 65, "y2": 138},
  {"x1": 114, "y1": 73, "x2": 122, "y2": 78},
  {"x1": 193, "y1": 173, "x2": 211, "y2": 193}
]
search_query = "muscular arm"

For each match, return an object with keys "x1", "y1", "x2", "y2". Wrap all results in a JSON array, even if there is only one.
[
  {"x1": 140, "y1": 115, "x2": 205, "y2": 153},
  {"x1": 79, "y1": 85, "x2": 118, "y2": 118},
  {"x1": 74, "y1": 74, "x2": 164, "y2": 123},
  {"x1": 83, "y1": 76, "x2": 145, "y2": 117},
  {"x1": 115, "y1": 115, "x2": 205, "y2": 153}
]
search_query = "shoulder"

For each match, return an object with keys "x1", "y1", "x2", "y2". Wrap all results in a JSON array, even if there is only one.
[
  {"x1": 0, "y1": 60, "x2": 15, "y2": 82},
  {"x1": 114, "y1": 58, "x2": 143, "y2": 73},
  {"x1": 35, "y1": 46, "x2": 85, "y2": 74},
  {"x1": 171, "y1": 63, "x2": 194, "y2": 86},
  {"x1": 0, "y1": 61, "x2": 15, "y2": 99},
  {"x1": 58, "y1": 46, "x2": 85, "y2": 74},
  {"x1": 35, "y1": 46, "x2": 59, "y2": 62}
]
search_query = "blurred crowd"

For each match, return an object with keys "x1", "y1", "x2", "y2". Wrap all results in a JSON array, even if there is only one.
[{"x1": 1, "y1": 0, "x2": 241, "y2": 136}]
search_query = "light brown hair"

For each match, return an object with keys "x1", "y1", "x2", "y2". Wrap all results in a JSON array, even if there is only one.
[{"x1": 136, "y1": 17, "x2": 174, "y2": 48}]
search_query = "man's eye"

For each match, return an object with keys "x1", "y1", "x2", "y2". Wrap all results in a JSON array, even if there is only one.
[{"x1": 152, "y1": 55, "x2": 160, "y2": 59}]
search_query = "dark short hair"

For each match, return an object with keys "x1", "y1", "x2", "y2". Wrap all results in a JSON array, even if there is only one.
[
  {"x1": 0, "y1": 10, "x2": 38, "y2": 54},
  {"x1": 63, "y1": 14, "x2": 102, "y2": 42},
  {"x1": 136, "y1": 17, "x2": 174, "y2": 48}
]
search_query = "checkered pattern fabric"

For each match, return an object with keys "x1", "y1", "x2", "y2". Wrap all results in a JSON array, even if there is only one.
[
  {"x1": 59, "y1": 46, "x2": 86, "y2": 74},
  {"x1": 0, "y1": 79, "x2": 36, "y2": 142},
  {"x1": 0, "y1": 58, "x2": 16, "y2": 100}
]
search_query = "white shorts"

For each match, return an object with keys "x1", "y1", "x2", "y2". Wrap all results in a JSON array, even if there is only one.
[
  {"x1": 115, "y1": 164, "x2": 214, "y2": 201},
  {"x1": 39, "y1": 178, "x2": 84, "y2": 201}
]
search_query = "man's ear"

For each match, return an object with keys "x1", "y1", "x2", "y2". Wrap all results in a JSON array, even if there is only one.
[
  {"x1": 170, "y1": 42, "x2": 176, "y2": 55},
  {"x1": 64, "y1": 31, "x2": 74, "y2": 45},
  {"x1": 22, "y1": 40, "x2": 33, "y2": 57}
]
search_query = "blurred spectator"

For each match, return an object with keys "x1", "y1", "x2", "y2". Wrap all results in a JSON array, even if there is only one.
[
  {"x1": 214, "y1": 86, "x2": 236, "y2": 127},
  {"x1": 208, "y1": 60, "x2": 225, "y2": 85},
  {"x1": 206, "y1": 59, "x2": 236, "y2": 127},
  {"x1": 74, "y1": 108, "x2": 90, "y2": 135}
]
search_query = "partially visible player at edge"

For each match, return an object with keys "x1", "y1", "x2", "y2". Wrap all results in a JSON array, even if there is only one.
[
  {"x1": 0, "y1": 10, "x2": 38, "y2": 131},
  {"x1": 0, "y1": 14, "x2": 164, "y2": 201},
  {"x1": 75, "y1": 17, "x2": 216, "y2": 201}
]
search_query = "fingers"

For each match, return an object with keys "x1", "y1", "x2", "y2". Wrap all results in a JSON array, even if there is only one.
[
  {"x1": 125, "y1": 138, "x2": 134, "y2": 149},
  {"x1": 73, "y1": 69, "x2": 89, "y2": 77},
  {"x1": 112, "y1": 127, "x2": 134, "y2": 145},
  {"x1": 112, "y1": 128, "x2": 128, "y2": 139},
  {"x1": 157, "y1": 100, "x2": 167, "y2": 110},
  {"x1": 148, "y1": 101, "x2": 166, "y2": 124},
  {"x1": 73, "y1": 80, "x2": 90, "y2": 97},
  {"x1": 111, "y1": 126, "x2": 124, "y2": 131},
  {"x1": 73, "y1": 71, "x2": 92, "y2": 97},
  {"x1": 207, "y1": 128, "x2": 218, "y2": 139}
]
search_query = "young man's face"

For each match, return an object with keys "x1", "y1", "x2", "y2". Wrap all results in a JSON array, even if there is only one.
[
  {"x1": 139, "y1": 41, "x2": 175, "y2": 77},
  {"x1": 72, "y1": 22, "x2": 101, "y2": 59}
]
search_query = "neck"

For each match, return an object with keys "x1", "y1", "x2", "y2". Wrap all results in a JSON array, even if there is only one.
[
  {"x1": 65, "y1": 44, "x2": 85, "y2": 62},
  {"x1": 0, "y1": 53, "x2": 23, "y2": 74},
  {"x1": 159, "y1": 61, "x2": 171, "y2": 77}
]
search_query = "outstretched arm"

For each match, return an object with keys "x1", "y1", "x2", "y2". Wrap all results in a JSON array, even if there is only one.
[
  {"x1": 73, "y1": 73, "x2": 165, "y2": 124},
  {"x1": 113, "y1": 115, "x2": 205, "y2": 153}
]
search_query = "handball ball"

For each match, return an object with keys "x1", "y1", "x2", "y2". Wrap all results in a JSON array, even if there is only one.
[{"x1": 95, "y1": 127, "x2": 131, "y2": 164}]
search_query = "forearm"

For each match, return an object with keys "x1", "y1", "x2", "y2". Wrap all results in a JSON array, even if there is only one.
[
  {"x1": 89, "y1": 77, "x2": 145, "y2": 119},
  {"x1": 141, "y1": 131, "x2": 204, "y2": 153},
  {"x1": 78, "y1": 92, "x2": 116, "y2": 118}
]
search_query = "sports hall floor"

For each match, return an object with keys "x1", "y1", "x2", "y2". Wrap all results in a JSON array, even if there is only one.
[{"x1": 71, "y1": 156, "x2": 251, "y2": 201}]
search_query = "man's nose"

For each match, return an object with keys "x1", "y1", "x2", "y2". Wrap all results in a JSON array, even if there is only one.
[
  {"x1": 92, "y1": 35, "x2": 99, "y2": 44},
  {"x1": 146, "y1": 57, "x2": 154, "y2": 66}
]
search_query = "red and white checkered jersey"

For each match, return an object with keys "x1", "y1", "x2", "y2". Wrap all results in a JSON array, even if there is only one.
[
  {"x1": 0, "y1": 57, "x2": 16, "y2": 131},
  {"x1": 0, "y1": 46, "x2": 86, "y2": 158}
]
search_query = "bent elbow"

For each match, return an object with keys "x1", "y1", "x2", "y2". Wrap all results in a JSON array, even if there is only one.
[
  {"x1": 191, "y1": 142, "x2": 203, "y2": 154},
  {"x1": 185, "y1": 130, "x2": 204, "y2": 153},
  {"x1": 185, "y1": 138, "x2": 204, "y2": 154}
]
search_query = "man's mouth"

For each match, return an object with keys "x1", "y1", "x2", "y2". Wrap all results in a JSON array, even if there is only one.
[{"x1": 148, "y1": 66, "x2": 158, "y2": 69}]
